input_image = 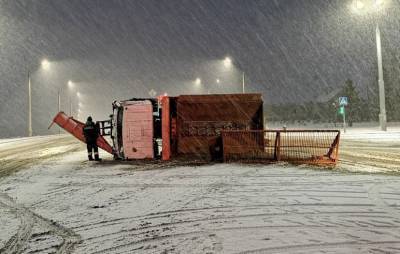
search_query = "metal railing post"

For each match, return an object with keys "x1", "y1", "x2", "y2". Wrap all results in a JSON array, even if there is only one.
[{"x1": 274, "y1": 131, "x2": 281, "y2": 161}]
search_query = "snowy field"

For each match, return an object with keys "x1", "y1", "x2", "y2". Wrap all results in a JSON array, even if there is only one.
[{"x1": 0, "y1": 130, "x2": 400, "y2": 253}]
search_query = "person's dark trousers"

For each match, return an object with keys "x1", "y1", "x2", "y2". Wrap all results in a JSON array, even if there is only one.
[
  {"x1": 87, "y1": 143, "x2": 99, "y2": 161},
  {"x1": 93, "y1": 145, "x2": 100, "y2": 161}
]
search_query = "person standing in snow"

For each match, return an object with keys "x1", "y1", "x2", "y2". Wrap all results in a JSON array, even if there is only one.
[{"x1": 83, "y1": 116, "x2": 101, "y2": 161}]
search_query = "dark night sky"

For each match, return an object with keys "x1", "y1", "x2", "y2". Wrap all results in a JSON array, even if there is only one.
[{"x1": 0, "y1": 0, "x2": 399, "y2": 137}]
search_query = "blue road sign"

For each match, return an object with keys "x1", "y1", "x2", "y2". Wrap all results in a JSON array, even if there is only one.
[{"x1": 339, "y1": 96, "x2": 348, "y2": 106}]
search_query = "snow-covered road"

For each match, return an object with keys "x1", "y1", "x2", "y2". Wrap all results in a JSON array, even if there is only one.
[
  {"x1": 340, "y1": 129, "x2": 400, "y2": 173},
  {"x1": 0, "y1": 130, "x2": 400, "y2": 253},
  {"x1": 0, "y1": 135, "x2": 82, "y2": 178}
]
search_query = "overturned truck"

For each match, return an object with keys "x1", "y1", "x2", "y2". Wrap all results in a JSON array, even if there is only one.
[{"x1": 51, "y1": 93, "x2": 340, "y2": 166}]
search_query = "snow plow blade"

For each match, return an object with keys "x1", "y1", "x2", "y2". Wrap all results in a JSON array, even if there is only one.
[
  {"x1": 222, "y1": 130, "x2": 340, "y2": 166},
  {"x1": 49, "y1": 112, "x2": 114, "y2": 155}
]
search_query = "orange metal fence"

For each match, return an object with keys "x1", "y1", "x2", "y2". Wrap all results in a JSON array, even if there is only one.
[{"x1": 221, "y1": 130, "x2": 340, "y2": 166}]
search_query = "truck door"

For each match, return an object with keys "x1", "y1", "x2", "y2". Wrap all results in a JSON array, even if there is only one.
[{"x1": 122, "y1": 100, "x2": 154, "y2": 159}]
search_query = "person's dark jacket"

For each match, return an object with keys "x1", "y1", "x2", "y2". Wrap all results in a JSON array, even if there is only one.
[{"x1": 83, "y1": 120, "x2": 99, "y2": 144}]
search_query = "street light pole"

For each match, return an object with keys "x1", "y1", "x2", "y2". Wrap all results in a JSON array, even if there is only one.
[
  {"x1": 376, "y1": 23, "x2": 387, "y2": 131},
  {"x1": 28, "y1": 71, "x2": 32, "y2": 137},
  {"x1": 69, "y1": 95, "x2": 72, "y2": 116},
  {"x1": 242, "y1": 71, "x2": 245, "y2": 94},
  {"x1": 26, "y1": 58, "x2": 52, "y2": 136},
  {"x1": 58, "y1": 89, "x2": 61, "y2": 113},
  {"x1": 58, "y1": 89, "x2": 61, "y2": 134},
  {"x1": 67, "y1": 80, "x2": 74, "y2": 117}
]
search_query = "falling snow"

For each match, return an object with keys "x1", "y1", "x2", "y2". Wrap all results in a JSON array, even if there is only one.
[
  {"x1": 1, "y1": 2, "x2": 400, "y2": 253},
  {"x1": 0, "y1": 0, "x2": 400, "y2": 137}
]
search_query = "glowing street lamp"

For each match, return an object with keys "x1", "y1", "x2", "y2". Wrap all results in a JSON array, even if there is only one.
[
  {"x1": 355, "y1": 0, "x2": 365, "y2": 9},
  {"x1": 223, "y1": 57, "x2": 232, "y2": 68},
  {"x1": 353, "y1": 0, "x2": 384, "y2": 10},
  {"x1": 41, "y1": 59, "x2": 50, "y2": 71},
  {"x1": 67, "y1": 80, "x2": 74, "y2": 89},
  {"x1": 195, "y1": 78, "x2": 201, "y2": 86}
]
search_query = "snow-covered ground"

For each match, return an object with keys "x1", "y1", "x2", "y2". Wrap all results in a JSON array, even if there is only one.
[
  {"x1": 339, "y1": 128, "x2": 400, "y2": 174},
  {"x1": 0, "y1": 130, "x2": 400, "y2": 253},
  {"x1": 341, "y1": 127, "x2": 400, "y2": 142}
]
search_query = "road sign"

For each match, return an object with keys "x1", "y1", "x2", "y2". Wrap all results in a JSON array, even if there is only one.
[
  {"x1": 339, "y1": 96, "x2": 348, "y2": 106},
  {"x1": 338, "y1": 106, "x2": 345, "y2": 115},
  {"x1": 337, "y1": 105, "x2": 346, "y2": 133},
  {"x1": 148, "y1": 89, "x2": 157, "y2": 97}
]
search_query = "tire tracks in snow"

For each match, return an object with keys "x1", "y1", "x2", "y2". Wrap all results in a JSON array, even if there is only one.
[
  {"x1": 77, "y1": 204, "x2": 396, "y2": 252},
  {"x1": 237, "y1": 240, "x2": 400, "y2": 254},
  {"x1": 0, "y1": 192, "x2": 81, "y2": 254}
]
